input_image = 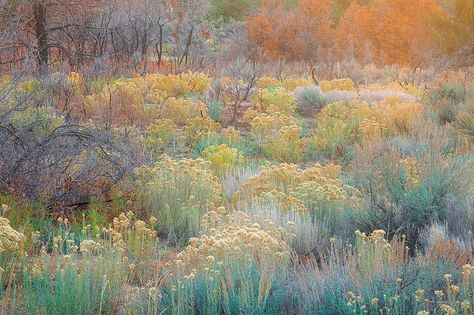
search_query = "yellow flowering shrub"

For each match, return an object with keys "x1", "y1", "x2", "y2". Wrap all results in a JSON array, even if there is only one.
[
  {"x1": 145, "y1": 72, "x2": 211, "y2": 97},
  {"x1": 312, "y1": 97, "x2": 423, "y2": 154},
  {"x1": 281, "y1": 77, "x2": 313, "y2": 90},
  {"x1": 263, "y1": 125, "x2": 305, "y2": 163},
  {"x1": 369, "y1": 82, "x2": 424, "y2": 98},
  {"x1": 359, "y1": 118, "x2": 387, "y2": 139},
  {"x1": 135, "y1": 155, "x2": 222, "y2": 243},
  {"x1": 250, "y1": 112, "x2": 298, "y2": 144},
  {"x1": 258, "y1": 76, "x2": 312, "y2": 90},
  {"x1": 220, "y1": 126, "x2": 242, "y2": 144},
  {"x1": 175, "y1": 207, "x2": 291, "y2": 272},
  {"x1": 257, "y1": 76, "x2": 280, "y2": 89},
  {"x1": 252, "y1": 87, "x2": 297, "y2": 114},
  {"x1": 66, "y1": 72, "x2": 84, "y2": 91},
  {"x1": 312, "y1": 100, "x2": 371, "y2": 151},
  {"x1": 401, "y1": 157, "x2": 422, "y2": 189},
  {"x1": 183, "y1": 117, "x2": 221, "y2": 144},
  {"x1": 319, "y1": 78, "x2": 355, "y2": 92},
  {"x1": 76, "y1": 73, "x2": 210, "y2": 126},
  {"x1": 99, "y1": 211, "x2": 158, "y2": 257},
  {"x1": 378, "y1": 97, "x2": 423, "y2": 133},
  {"x1": 0, "y1": 215, "x2": 25, "y2": 254},
  {"x1": 161, "y1": 98, "x2": 209, "y2": 125},
  {"x1": 83, "y1": 78, "x2": 159, "y2": 126},
  {"x1": 144, "y1": 119, "x2": 177, "y2": 152},
  {"x1": 202, "y1": 144, "x2": 244, "y2": 173},
  {"x1": 234, "y1": 163, "x2": 362, "y2": 217}
]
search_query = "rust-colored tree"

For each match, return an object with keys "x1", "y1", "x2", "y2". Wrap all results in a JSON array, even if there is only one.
[
  {"x1": 246, "y1": 0, "x2": 334, "y2": 62},
  {"x1": 336, "y1": 0, "x2": 440, "y2": 66}
]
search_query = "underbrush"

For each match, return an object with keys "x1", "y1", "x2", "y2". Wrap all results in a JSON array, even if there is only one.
[{"x1": 0, "y1": 67, "x2": 473, "y2": 314}]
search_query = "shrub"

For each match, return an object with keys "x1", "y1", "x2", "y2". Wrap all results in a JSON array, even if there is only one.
[
  {"x1": 135, "y1": 155, "x2": 222, "y2": 244},
  {"x1": 311, "y1": 97, "x2": 424, "y2": 158},
  {"x1": 234, "y1": 163, "x2": 362, "y2": 227},
  {"x1": 145, "y1": 72, "x2": 211, "y2": 97},
  {"x1": 250, "y1": 112, "x2": 299, "y2": 145},
  {"x1": 252, "y1": 87, "x2": 297, "y2": 114},
  {"x1": 207, "y1": 99, "x2": 223, "y2": 122},
  {"x1": 294, "y1": 86, "x2": 327, "y2": 117},
  {"x1": 161, "y1": 98, "x2": 209, "y2": 126},
  {"x1": 183, "y1": 117, "x2": 221, "y2": 144},
  {"x1": 349, "y1": 138, "x2": 474, "y2": 246},
  {"x1": 258, "y1": 76, "x2": 313, "y2": 90},
  {"x1": 144, "y1": 119, "x2": 177, "y2": 153},
  {"x1": 263, "y1": 125, "x2": 305, "y2": 163},
  {"x1": 202, "y1": 144, "x2": 244, "y2": 174},
  {"x1": 175, "y1": 207, "x2": 291, "y2": 272},
  {"x1": 319, "y1": 78, "x2": 355, "y2": 92}
]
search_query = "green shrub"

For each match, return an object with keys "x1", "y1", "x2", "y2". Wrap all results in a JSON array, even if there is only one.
[{"x1": 135, "y1": 155, "x2": 222, "y2": 244}]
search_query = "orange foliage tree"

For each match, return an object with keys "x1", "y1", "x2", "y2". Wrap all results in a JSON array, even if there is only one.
[
  {"x1": 246, "y1": 0, "x2": 334, "y2": 62},
  {"x1": 246, "y1": 0, "x2": 458, "y2": 66},
  {"x1": 336, "y1": 0, "x2": 440, "y2": 66}
]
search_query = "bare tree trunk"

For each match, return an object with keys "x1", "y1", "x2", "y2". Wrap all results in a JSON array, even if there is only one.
[
  {"x1": 33, "y1": 2, "x2": 48, "y2": 72},
  {"x1": 156, "y1": 24, "x2": 164, "y2": 69}
]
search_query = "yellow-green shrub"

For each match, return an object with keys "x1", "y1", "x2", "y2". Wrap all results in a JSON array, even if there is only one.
[
  {"x1": 183, "y1": 117, "x2": 221, "y2": 144},
  {"x1": 252, "y1": 87, "x2": 297, "y2": 114},
  {"x1": 175, "y1": 207, "x2": 291, "y2": 272},
  {"x1": 135, "y1": 155, "x2": 222, "y2": 243},
  {"x1": 311, "y1": 97, "x2": 423, "y2": 154},
  {"x1": 263, "y1": 125, "x2": 305, "y2": 163},
  {"x1": 161, "y1": 98, "x2": 209, "y2": 126},
  {"x1": 234, "y1": 163, "x2": 362, "y2": 219},
  {"x1": 202, "y1": 144, "x2": 244, "y2": 173},
  {"x1": 144, "y1": 119, "x2": 177, "y2": 152},
  {"x1": 319, "y1": 78, "x2": 355, "y2": 92},
  {"x1": 258, "y1": 76, "x2": 313, "y2": 90}
]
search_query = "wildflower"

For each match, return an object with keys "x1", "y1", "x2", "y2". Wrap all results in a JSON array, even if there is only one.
[
  {"x1": 0, "y1": 217, "x2": 25, "y2": 253},
  {"x1": 149, "y1": 287, "x2": 157, "y2": 298},
  {"x1": 461, "y1": 300, "x2": 471, "y2": 312},
  {"x1": 80, "y1": 240, "x2": 101, "y2": 254},
  {"x1": 434, "y1": 290, "x2": 444, "y2": 299},
  {"x1": 441, "y1": 304, "x2": 456, "y2": 315},
  {"x1": 206, "y1": 255, "x2": 215, "y2": 263},
  {"x1": 371, "y1": 297, "x2": 378, "y2": 305},
  {"x1": 415, "y1": 288, "x2": 424, "y2": 302},
  {"x1": 448, "y1": 284, "x2": 460, "y2": 295},
  {"x1": 417, "y1": 311, "x2": 429, "y2": 315},
  {"x1": 347, "y1": 291, "x2": 356, "y2": 300}
]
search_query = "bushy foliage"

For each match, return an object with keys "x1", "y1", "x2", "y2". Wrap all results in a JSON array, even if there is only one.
[
  {"x1": 234, "y1": 163, "x2": 363, "y2": 225},
  {"x1": 202, "y1": 144, "x2": 244, "y2": 173},
  {"x1": 1, "y1": 67, "x2": 473, "y2": 315},
  {"x1": 252, "y1": 87, "x2": 297, "y2": 114},
  {"x1": 311, "y1": 97, "x2": 423, "y2": 158},
  {"x1": 135, "y1": 155, "x2": 222, "y2": 243},
  {"x1": 319, "y1": 78, "x2": 355, "y2": 92}
]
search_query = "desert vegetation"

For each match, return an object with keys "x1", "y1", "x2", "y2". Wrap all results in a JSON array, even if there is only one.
[{"x1": 0, "y1": 0, "x2": 473, "y2": 314}]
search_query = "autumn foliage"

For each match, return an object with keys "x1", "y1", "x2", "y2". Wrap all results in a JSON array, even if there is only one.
[{"x1": 247, "y1": 0, "x2": 472, "y2": 66}]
